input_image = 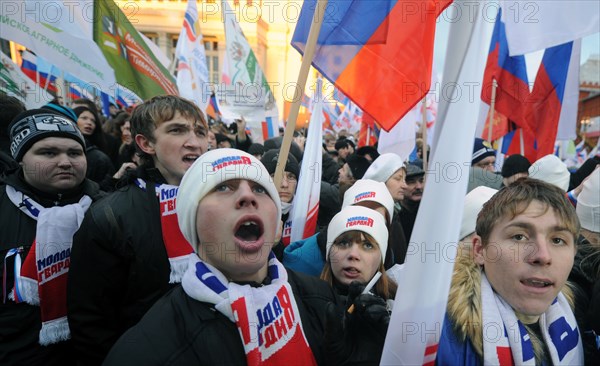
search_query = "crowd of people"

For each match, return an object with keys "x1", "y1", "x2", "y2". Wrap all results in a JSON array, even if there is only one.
[{"x1": 0, "y1": 92, "x2": 599, "y2": 365}]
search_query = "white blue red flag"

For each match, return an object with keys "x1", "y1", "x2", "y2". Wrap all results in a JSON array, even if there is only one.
[
  {"x1": 175, "y1": 0, "x2": 210, "y2": 112},
  {"x1": 288, "y1": 79, "x2": 324, "y2": 243}
]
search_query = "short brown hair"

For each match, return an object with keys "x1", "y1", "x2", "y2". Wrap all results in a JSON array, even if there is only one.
[
  {"x1": 129, "y1": 95, "x2": 207, "y2": 162},
  {"x1": 130, "y1": 95, "x2": 207, "y2": 143},
  {"x1": 476, "y1": 178, "x2": 580, "y2": 246}
]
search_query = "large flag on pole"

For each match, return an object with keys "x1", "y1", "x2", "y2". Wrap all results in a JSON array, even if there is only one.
[
  {"x1": 525, "y1": 41, "x2": 574, "y2": 160},
  {"x1": 93, "y1": 0, "x2": 178, "y2": 99},
  {"x1": 217, "y1": 0, "x2": 279, "y2": 143},
  {"x1": 0, "y1": 2, "x2": 116, "y2": 91},
  {"x1": 481, "y1": 8, "x2": 530, "y2": 131},
  {"x1": 175, "y1": 0, "x2": 210, "y2": 112},
  {"x1": 501, "y1": 0, "x2": 599, "y2": 56},
  {"x1": 289, "y1": 78, "x2": 324, "y2": 243},
  {"x1": 291, "y1": 0, "x2": 452, "y2": 132},
  {"x1": 380, "y1": 1, "x2": 494, "y2": 364}
]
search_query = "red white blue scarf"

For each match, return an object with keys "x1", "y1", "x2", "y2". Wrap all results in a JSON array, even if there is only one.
[
  {"x1": 481, "y1": 273, "x2": 583, "y2": 365},
  {"x1": 182, "y1": 253, "x2": 317, "y2": 366},
  {"x1": 5, "y1": 185, "x2": 91, "y2": 345},
  {"x1": 135, "y1": 179, "x2": 194, "y2": 283}
]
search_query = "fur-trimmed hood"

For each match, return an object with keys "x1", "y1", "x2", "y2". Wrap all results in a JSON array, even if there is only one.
[{"x1": 446, "y1": 242, "x2": 576, "y2": 359}]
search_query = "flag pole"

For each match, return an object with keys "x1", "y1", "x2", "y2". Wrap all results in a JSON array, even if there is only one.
[
  {"x1": 487, "y1": 78, "x2": 498, "y2": 142},
  {"x1": 421, "y1": 97, "x2": 428, "y2": 172},
  {"x1": 274, "y1": 0, "x2": 329, "y2": 189},
  {"x1": 520, "y1": 128, "x2": 525, "y2": 156}
]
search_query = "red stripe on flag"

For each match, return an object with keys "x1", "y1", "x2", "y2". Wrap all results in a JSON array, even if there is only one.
[
  {"x1": 335, "y1": 0, "x2": 451, "y2": 132},
  {"x1": 261, "y1": 121, "x2": 269, "y2": 142}
]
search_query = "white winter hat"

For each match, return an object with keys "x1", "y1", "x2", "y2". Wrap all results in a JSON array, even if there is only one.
[
  {"x1": 342, "y1": 179, "x2": 395, "y2": 224},
  {"x1": 326, "y1": 206, "x2": 388, "y2": 264},
  {"x1": 177, "y1": 148, "x2": 281, "y2": 248},
  {"x1": 362, "y1": 153, "x2": 405, "y2": 183},
  {"x1": 528, "y1": 154, "x2": 570, "y2": 192},
  {"x1": 576, "y1": 169, "x2": 600, "y2": 233},
  {"x1": 460, "y1": 186, "x2": 498, "y2": 240}
]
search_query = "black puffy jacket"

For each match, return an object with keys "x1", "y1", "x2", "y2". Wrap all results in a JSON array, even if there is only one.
[
  {"x1": 0, "y1": 170, "x2": 103, "y2": 366},
  {"x1": 67, "y1": 168, "x2": 175, "y2": 365},
  {"x1": 104, "y1": 270, "x2": 339, "y2": 365}
]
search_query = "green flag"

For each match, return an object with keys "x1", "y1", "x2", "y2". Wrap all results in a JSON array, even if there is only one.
[{"x1": 93, "y1": 1, "x2": 177, "y2": 99}]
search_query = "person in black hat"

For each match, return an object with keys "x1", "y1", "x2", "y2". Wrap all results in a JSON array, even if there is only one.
[
  {"x1": 356, "y1": 145, "x2": 380, "y2": 163},
  {"x1": 472, "y1": 137, "x2": 496, "y2": 172},
  {"x1": 501, "y1": 154, "x2": 531, "y2": 186},
  {"x1": 339, "y1": 154, "x2": 370, "y2": 186},
  {"x1": 247, "y1": 143, "x2": 265, "y2": 160},
  {"x1": 1, "y1": 108, "x2": 103, "y2": 365},
  {"x1": 399, "y1": 164, "x2": 426, "y2": 241}
]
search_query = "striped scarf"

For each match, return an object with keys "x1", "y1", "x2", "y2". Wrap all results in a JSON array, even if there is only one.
[
  {"x1": 135, "y1": 179, "x2": 195, "y2": 283},
  {"x1": 4, "y1": 185, "x2": 91, "y2": 345},
  {"x1": 182, "y1": 253, "x2": 317, "y2": 366},
  {"x1": 481, "y1": 273, "x2": 583, "y2": 365}
]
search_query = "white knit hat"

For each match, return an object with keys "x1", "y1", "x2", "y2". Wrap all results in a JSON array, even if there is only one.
[
  {"x1": 341, "y1": 179, "x2": 395, "y2": 223},
  {"x1": 362, "y1": 153, "x2": 405, "y2": 183},
  {"x1": 326, "y1": 206, "x2": 388, "y2": 264},
  {"x1": 177, "y1": 148, "x2": 282, "y2": 248},
  {"x1": 460, "y1": 186, "x2": 498, "y2": 240},
  {"x1": 576, "y1": 169, "x2": 600, "y2": 233},
  {"x1": 528, "y1": 154, "x2": 570, "y2": 192}
]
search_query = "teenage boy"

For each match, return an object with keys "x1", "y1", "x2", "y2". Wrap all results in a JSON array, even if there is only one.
[
  {"x1": 437, "y1": 178, "x2": 583, "y2": 365},
  {"x1": 67, "y1": 95, "x2": 209, "y2": 365},
  {"x1": 104, "y1": 149, "x2": 391, "y2": 365}
]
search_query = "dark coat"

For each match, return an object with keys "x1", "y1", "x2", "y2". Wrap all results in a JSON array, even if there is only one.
[
  {"x1": 67, "y1": 168, "x2": 175, "y2": 365},
  {"x1": 103, "y1": 270, "x2": 339, "y2": 366},
  {"x1": 0, "y1": 170, "x2": 102, "y2": 366}
]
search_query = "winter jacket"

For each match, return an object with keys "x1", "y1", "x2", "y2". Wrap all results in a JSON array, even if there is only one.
[
  {"x1": 67, "y1": 168, "x2": 175, "y2": 365},
  {"x1": 0, "y1": 170, "x2": 103, "y2": 366},
  {"x1": 85, "y1": 144, "x2": 115, "y2": 184},
  {"x1": 436, "y1": 243, "x2": 578, "y2": 365},
  {"x1": 103, "y1": 270, "x2": 339, "y2": 365}
]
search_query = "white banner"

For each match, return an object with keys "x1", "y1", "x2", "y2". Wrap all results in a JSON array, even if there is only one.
[
  {"x1": 218, "y1": 0, "x2": 279, "y2": 142},
  {"x1": 175, "y1": 0, "x2": 210, "y2": 111},
  {"x1": 0, "y1": 3, "x2": 116, "y2": 91},
  {"x1": 501, "y1": 0, "x2": 600, "y2": 55},
  {"x1": 0, "y1": 51, "x2": 52, "y2": 108}
]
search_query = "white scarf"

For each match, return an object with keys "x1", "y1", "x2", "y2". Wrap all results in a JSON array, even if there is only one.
[
  {"x1": 481, "y1": 273, "x2": 583, "y2": 365},
  {"x1": 6, "y1": 185, "x2": 91, "y2": 345},
  {"x1": 182, "y1": 253, "x2": 317, "y2": 366}
]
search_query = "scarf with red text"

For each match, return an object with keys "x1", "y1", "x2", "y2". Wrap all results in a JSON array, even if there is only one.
[
  {"x1": 5, "y1": 185, "x2": 91, "y2": 345},
  {"x1": 135, "y1": 179, "x2": 194, "y2": 283},
  {"x1": 182, "y1": 253, "x2": 317, "y2": 366}
]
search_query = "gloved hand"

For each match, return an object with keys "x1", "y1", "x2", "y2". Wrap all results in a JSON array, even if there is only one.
[{"x1": 324, "y1": 282, "x2": 390, "y2": 365}]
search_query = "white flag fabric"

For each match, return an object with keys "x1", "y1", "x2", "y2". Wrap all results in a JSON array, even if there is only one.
[
  {"x1": 218, "y1": 0, "x2": 279, "y2": 143},
  {"x1": 377, "y1": 110, "x2": 417, "y2": 160},
  {"x1": 0, "y1": 52, "x2": 52, "y2": 108},
  {"x1": 0, "y1": 1, "x2": 116, "y2": 91},
  {"x1": 380, "y1": 1, "x2": 494, "y2": 364},
  {"x1": 501, "y1": 0, "x2": 600, "y2": 56},
  {"x1": 289, "y1": 79, "x2": 324, "y2": 243},
  {"x1": 556, "y1": 39, "x2": 581, "y2": 141},
  {"x1": 175, "y1": 0, "x2": 210, "y2": 112}
]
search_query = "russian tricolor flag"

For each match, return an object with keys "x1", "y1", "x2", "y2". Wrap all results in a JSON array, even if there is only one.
[
  {"x1": 481, "y1": 8, "x2": 530, "y2": 131},
  {"x1": 525, "y1": 42, "x2": 573, "y2": 160},
  {"x1": 261, "y1": 117, "x2": 278, "y2": 141},
  {"x1": 292, "y1": 0, "x2": 451, "y2": 132}
]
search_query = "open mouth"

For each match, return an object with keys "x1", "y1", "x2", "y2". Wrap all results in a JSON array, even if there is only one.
[
  {"x1": 182, "y1": 154, "x2": 199, "y2": 164},
  {"x1": 234, "y1": 218, "x2": 264, "y2": 243},
  {"x1": 521, "y1": 278, "x2": 553, "y2": 288}
]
